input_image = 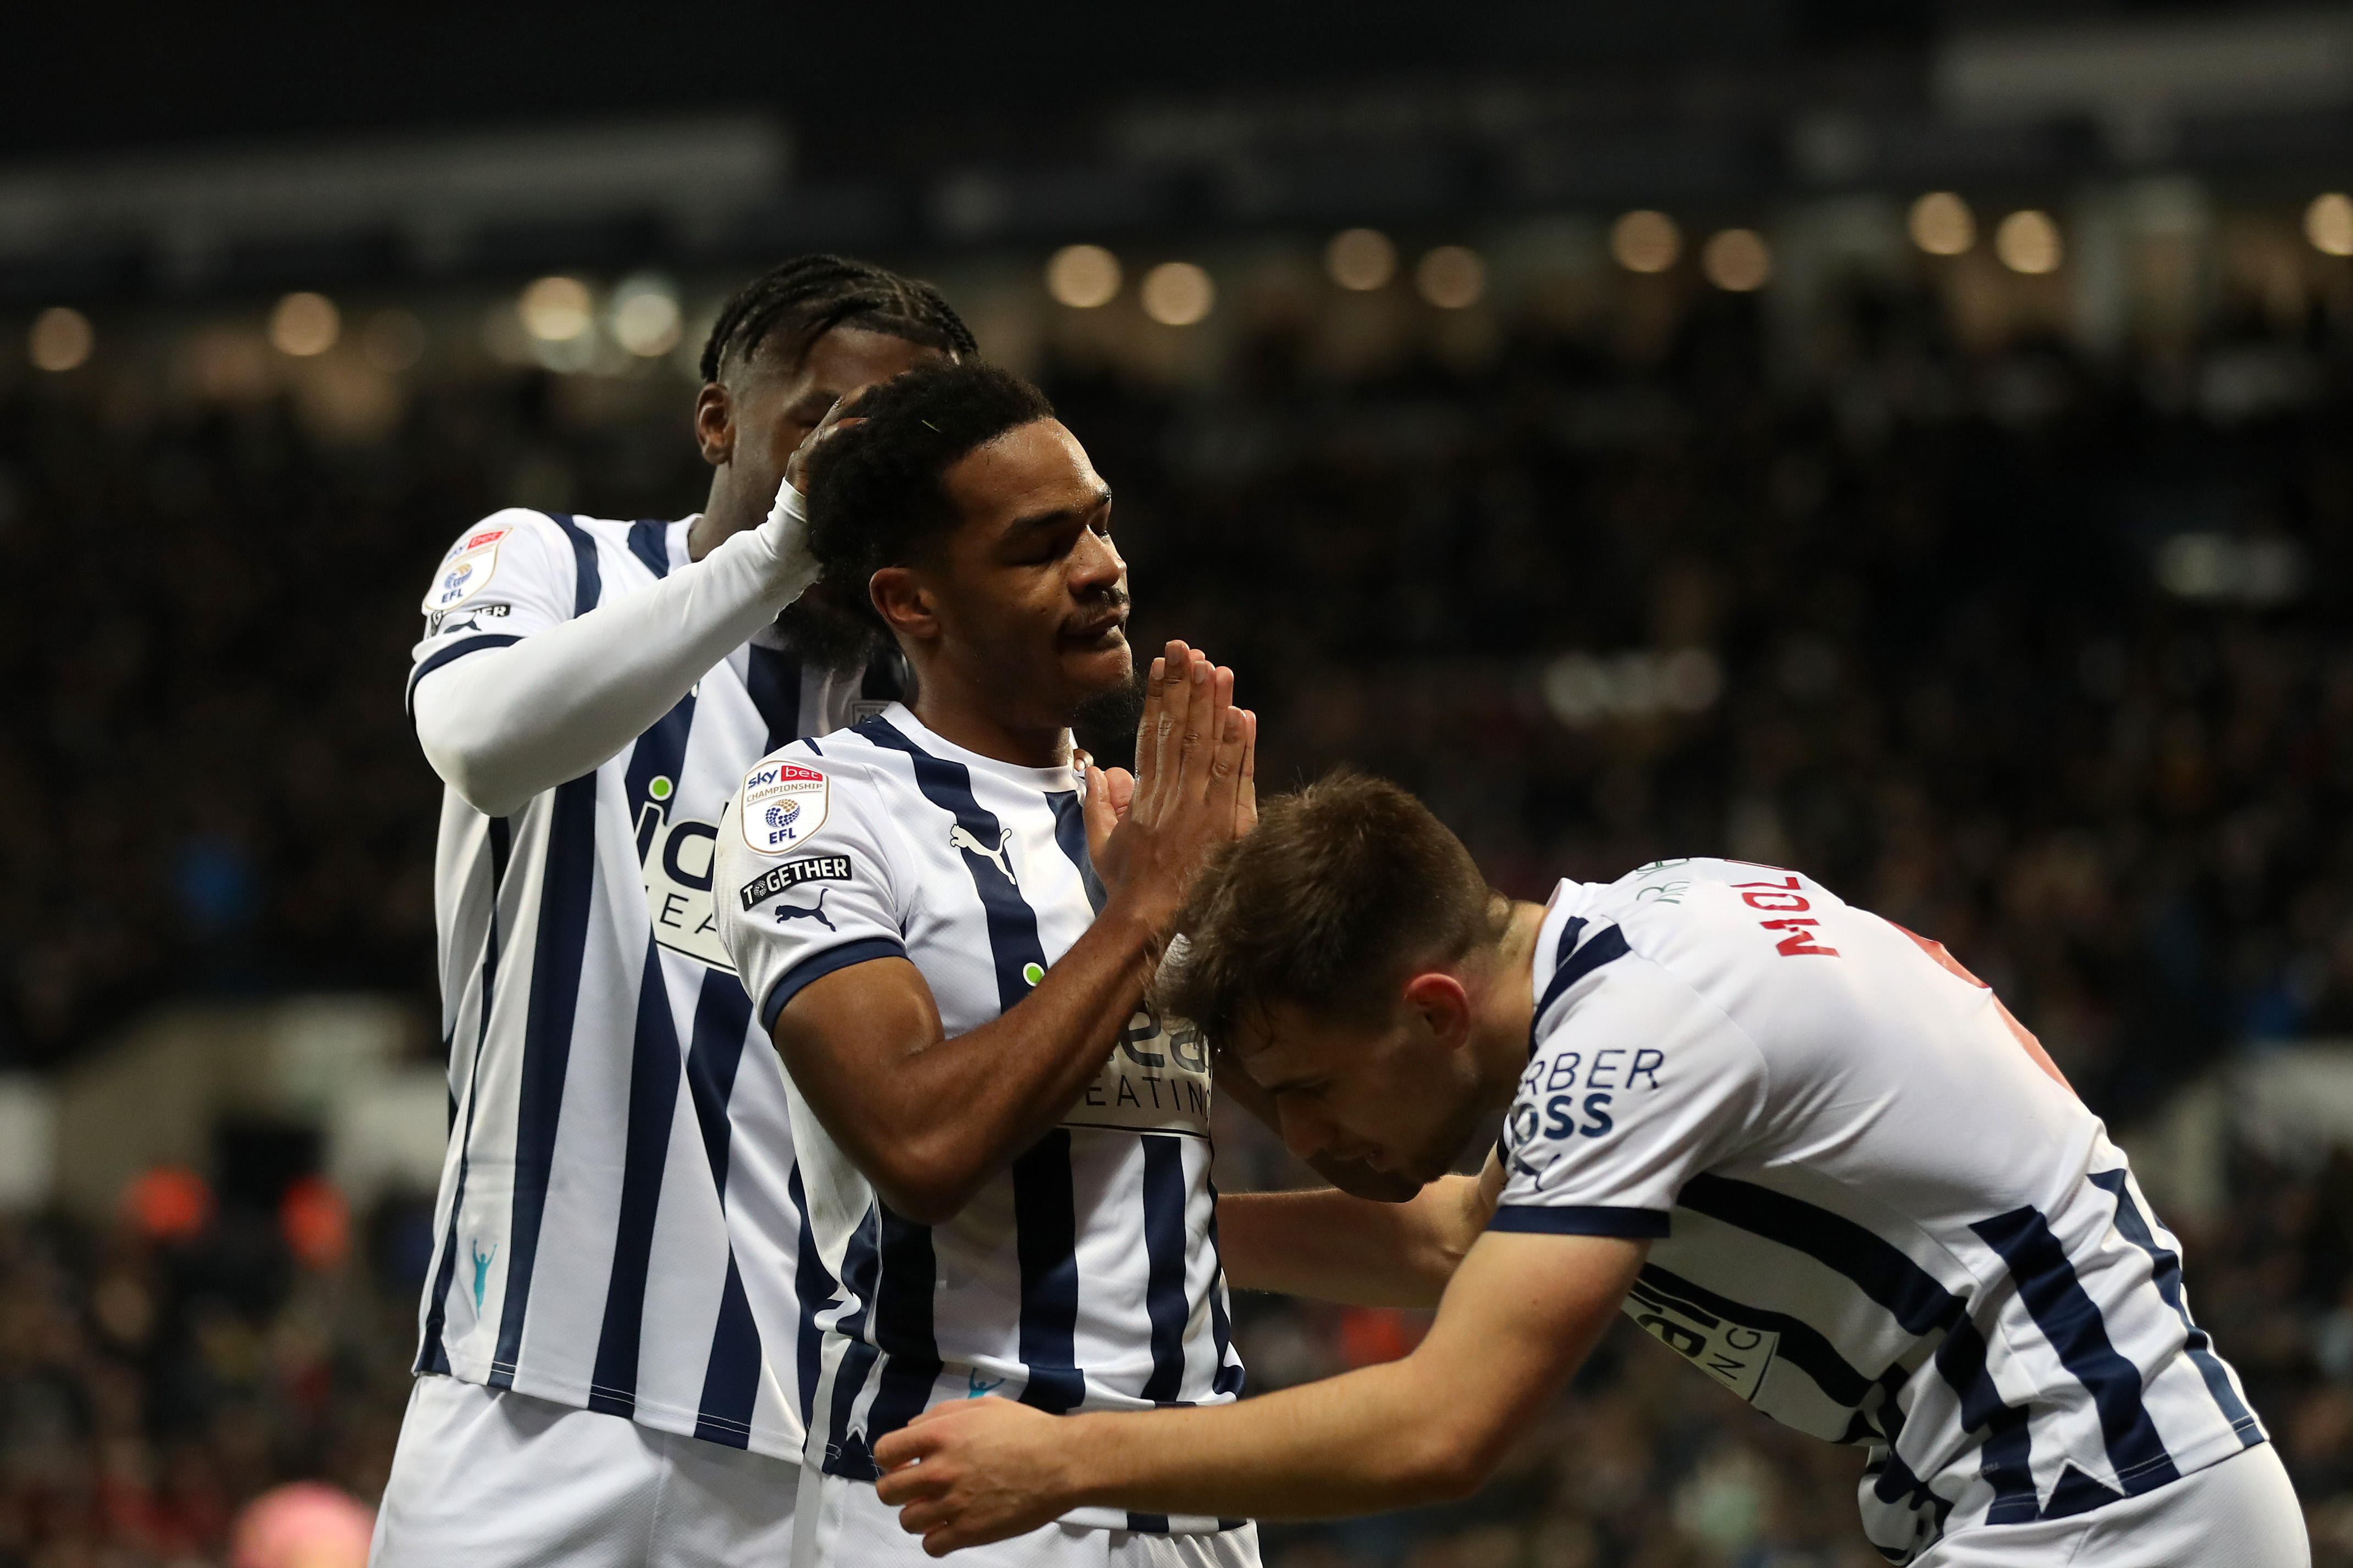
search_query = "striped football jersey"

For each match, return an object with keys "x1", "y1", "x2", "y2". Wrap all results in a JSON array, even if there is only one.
[
  {"x1": 1495, "y1": 858, "x2": 2266, "y2": 1564},
  {"x1": 714, "y1": 706, "x2": 1247, "y2": 1537},
  {"x1": 409, "y1": 508, "x2": 894, "y2": 1461}
]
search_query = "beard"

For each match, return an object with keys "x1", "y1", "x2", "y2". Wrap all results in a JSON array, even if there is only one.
[
  {"x1": 1071, "y1": 664, "x2": 1147, "y2": 768},
  {"x1": 774, "y1": 583, "x2": 883, "y2": 677}
]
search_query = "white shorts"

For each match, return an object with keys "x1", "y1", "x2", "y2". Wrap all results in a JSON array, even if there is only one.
[
  {"x1": 789, "y1": 1463, "x2": 1261, "y2": 1568},
  {"x1": 1915, "y1": 1443, "x2": 2308, "y2": 1567},
  {"x1": 369, "y1": 1375, "x2": 799, "y2": 1568}
]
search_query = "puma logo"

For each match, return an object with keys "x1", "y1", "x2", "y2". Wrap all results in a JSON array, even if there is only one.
[
  {"x1": 949, "y1": 824, "x2": 1018, "y2": 886},
  {"x1": 774, "y1": 887, "x2": 837, "y2": 932}
]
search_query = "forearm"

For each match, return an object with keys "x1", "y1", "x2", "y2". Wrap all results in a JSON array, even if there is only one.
[
  {"x1": 415, "y1": 497, "x2": 816, "y2": 815},
  {"x1": 1219, "y1": 1177, "x2": 1482, "y2": 1307}
]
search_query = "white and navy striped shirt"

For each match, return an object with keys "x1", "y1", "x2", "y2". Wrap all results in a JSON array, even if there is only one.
[
  {"x1": 1496, "y1": 859, "x2": 2266, "y2": 1564},
  {"x1": 714, "y1": 707, "x2": 1246, "y2": 1536},
  {"x1": 408, "y1": 508, "x2": 891, "y2": 1461}
]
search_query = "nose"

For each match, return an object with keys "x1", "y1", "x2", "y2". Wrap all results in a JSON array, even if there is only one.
[
  {"x1": 1069, "y1": 528, "x2": 1124, "y2": 597},
  {"x1": 1277, "y1": 1098, "x2": 1336, "y2": 1165}
]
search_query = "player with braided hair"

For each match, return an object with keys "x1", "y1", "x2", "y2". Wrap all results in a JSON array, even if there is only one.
[{"x1": 375, "y1": 256, "x2": 971, "y2": 1568}]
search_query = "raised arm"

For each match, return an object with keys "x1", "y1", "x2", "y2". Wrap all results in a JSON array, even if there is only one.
[
  {"x1": 773, "y1": 645, "x2": 1256, "y2": 1224},
  {"x1": 413, "y1": 485, "x2": 819, "y2": 817},
  {"x1": 875, "y1": 1227, "x2": 1647, "y2": 1550}
]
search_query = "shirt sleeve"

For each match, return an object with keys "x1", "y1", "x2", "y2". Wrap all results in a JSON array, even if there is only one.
[
  {"x1": 1493, "y1": 947, "x2": 1769, "y2": 1239},
  {"x1": 407, "y1": 509, "x2": 578, "y2": 710},
  {"x1": 715, "y1": 753, "x2": 911, "y2": 1034}
]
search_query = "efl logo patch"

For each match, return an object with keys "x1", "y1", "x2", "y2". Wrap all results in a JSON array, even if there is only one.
[
  {"x1": 739, "y1": 855, "x2": 854, "y2": 911},
  {"x1": 739, "y1": 760, "x2": 830, "y2": 852},
  {"x1": 424, "y1": 528, "x2": 510, "y2": 614}
]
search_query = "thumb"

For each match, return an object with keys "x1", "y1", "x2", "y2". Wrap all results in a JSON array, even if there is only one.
[{"x1": 1081, "y1": 754, "x2": 1120, "y2": 866}]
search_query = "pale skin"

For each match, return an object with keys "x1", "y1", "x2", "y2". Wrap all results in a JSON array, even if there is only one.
[{"x1": 871, "y1": 910, "x2": 2084, "y2": 1553}]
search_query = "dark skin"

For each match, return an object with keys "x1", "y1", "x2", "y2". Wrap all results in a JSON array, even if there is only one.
[
  {"x1": 686, "y1": 324, "x2": 942, "y2": 563},
  {"x1": 772, "y1": 416, "x2": 1406, "y2": 1221}
]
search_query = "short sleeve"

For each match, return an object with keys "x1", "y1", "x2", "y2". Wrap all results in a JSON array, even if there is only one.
[
  {"x1": 714, "y1": 753, "x2": 909, "y2": 1033},
  {"x1": 406, "y1": 510, "x2": 581, "y2": 712},
  {"x1": 1493, "y1": 948, "x2": 1768, "y2": 1240}
]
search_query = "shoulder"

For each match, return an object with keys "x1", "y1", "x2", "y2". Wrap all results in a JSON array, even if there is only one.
[{"x1": 728, "y1": 737, "x2": 911, "y2": 859}]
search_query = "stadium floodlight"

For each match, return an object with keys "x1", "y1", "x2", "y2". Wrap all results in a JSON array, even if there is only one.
[
  {"x1": 1611, "y1": 210, "x2": 1681, "y2": 274},
  {"x1": 1415, "y1": 246, "x2": 1486, "y2": 309},
  {"x1": 1326, "y1": 228, "x2": 1397, "y2": 291},
  {"x1": 27, "y1": 306, "x2": 92, "y2": 372},
  {"x1": 1908, "y1": 192, "x2": 1976, "y2": 256},
  {"x1": 1140, "y1": 261, "x2": 1215, "y2": 326},
  {"x1": 268, "y1": 292, "x2": 340, "y2": 357},
  {"x1": 1995, "y1": 210, "x2": 2063, "y2": 274},
  {"x1": 1046, "y1": 245, "x2": 1122, "y2": 308},
  {"x1": 2308, "y1": 193, "x2": 2353, "y2": 257},
  {"x1": 1703, "y1": 229, "x2": 1772, "y2": 292}
]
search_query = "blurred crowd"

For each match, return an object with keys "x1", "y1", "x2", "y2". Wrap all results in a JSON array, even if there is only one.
[{"x1": 4, "y1": 261, "x2": 2353, "y2": 1560}]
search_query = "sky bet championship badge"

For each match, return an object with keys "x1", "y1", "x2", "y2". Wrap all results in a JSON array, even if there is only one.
[
  {"x1": 739, "y1": 760, "x2": 830, "y2": 852},
  {"x1": 422, "y1": 526, "x2": 509, "y2": 614}
]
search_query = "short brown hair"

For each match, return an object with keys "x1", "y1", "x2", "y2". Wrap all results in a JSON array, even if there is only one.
[{"x1": 1166, "y1": 772, "x2": 1503, "y2": 1047}]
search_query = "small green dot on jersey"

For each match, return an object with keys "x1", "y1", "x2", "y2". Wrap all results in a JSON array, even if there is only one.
[
  {"x1": 1023, "y1": 962, "x2": 1045, "y2": 987},
  {"x1": 650, "y1": 777, "x2": 673, "y2": 800}
]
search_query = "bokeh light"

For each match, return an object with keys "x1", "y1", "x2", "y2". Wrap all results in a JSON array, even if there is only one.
[
  {"x1": 28, "y1": 306, "x2": 93, "y2": 372},
  {"x1": 1611, "y1": 210, "x2": 1682, "y2": 274},
  {"x1": 1046, "y1": 244, "x2": 1122, "y2": 308},
  {"x1": 1995, "y1": 209, "x2": 2063, "y2": 275},
  {"x1": 2308, "y1": 193, "x2": 2353, "y2": 258},
  {"x1": 123, "y1": 1165, "x2": 212, "y2": 1242},
  {"x1": 268, "y1": 292, "x2": 340, "y2": 357},
  {"x1": 520, "y1": 275, "x2": 594, "y2": 341},
  {"x1": 1908, "y1": 192, "x2": 1976, "y2": 256},
  {"x1": 1415, "y1": 246, "x2": 1487, "y2": 308},
  {"x1": 230, "y1": 1481, "x2": 374, "y2": 1568},
  {"x1": 1702, "y1": 229, "x2": 1772, "y2": 292},
  {"x1": 1140, "y1": 261, "x2": 1215, "y2": 326},
  {"x1": 1326, "y1": 229, "x2": 1398, "y2": 291},
  {"x1": 611, "y1": 276, "x2": 683, "y2": 357}
]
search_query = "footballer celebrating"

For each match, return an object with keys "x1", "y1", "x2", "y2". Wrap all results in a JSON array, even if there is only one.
[
  {"x1": 874, "y1": 776, "x2": 2307, "y2": 1566},
  {"x1": 375, "y1": 257, "x2": 973, "y2": 1568},
  {"x1": 714, "y1": 363, "x2": 1490, "y2": 1568}
]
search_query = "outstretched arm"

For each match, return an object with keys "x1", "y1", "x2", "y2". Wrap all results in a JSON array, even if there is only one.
[
  {"x1": 1218, "y1": 1152, "x2": 1504, "y2": 1307},
  {"x1": 874, "y1": 1228, "x2": 1645, "y2": 1551}
]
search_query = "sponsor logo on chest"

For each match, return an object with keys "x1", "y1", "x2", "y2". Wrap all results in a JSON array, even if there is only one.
[{"x1": 1062, "y1": 1005, "x2": 1214, "y2": 1139}]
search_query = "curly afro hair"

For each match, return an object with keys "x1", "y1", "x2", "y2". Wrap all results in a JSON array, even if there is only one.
[{"x1": 803, "y1": 360, "x2": 1057, "y2": 627}]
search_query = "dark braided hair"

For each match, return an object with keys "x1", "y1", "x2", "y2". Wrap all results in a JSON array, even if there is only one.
[
  {"x1": 804, "y1": 361, "x2": 1056, "y2": 627},
  {"x1": 698, "y1": 254, "x2": 977, "y2": 384}
]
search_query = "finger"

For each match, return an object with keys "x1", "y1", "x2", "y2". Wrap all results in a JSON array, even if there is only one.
[
  {"x1": 1105, "y1": 767, "x2": 1136, "y2": 819},
  {"x1": 1235, "y1": 710, "x2": 1258, "y2": 835},
  {"x1": 1203, "y1": 697, "x2": 1247, "y2": 828},
  {"x1": 1131, "y1": 647, "x2": 1178, "y2": 822},
  {"x1": 877, "y1": 1467, "x2": 946, "y2": 1505},
  {"x1": 1146, "y1": 645, "x2": 1198, "y2": 819},
  {"x1": 1080, "y1": 750, "x2": 1120, "y2": 868},
  {"x1": 1178, "y1": 663, "x2": 1233, "y2": 805}
]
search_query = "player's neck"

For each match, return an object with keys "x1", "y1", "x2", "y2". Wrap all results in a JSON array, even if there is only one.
[
  {"x1": 686, "y1": 469, "x2": 761, "y2": 562},
  {"x1": 909, "y1": 686, "x2": 1073, "y2": 771},
  {"x1": 1470, "y1": 900, "x2": 1550, "y2": 1104}
]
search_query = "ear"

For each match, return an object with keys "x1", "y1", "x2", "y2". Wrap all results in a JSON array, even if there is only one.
[
  {"x1": 693, "y1": 381, "x2": 734, "y2": 467},
  {"x1": 869, "y1": 566, "x2": 940, "y2": 645},
  {"x1": 1400, "y1": 971, "x2": 1474, "y2": 1053}
]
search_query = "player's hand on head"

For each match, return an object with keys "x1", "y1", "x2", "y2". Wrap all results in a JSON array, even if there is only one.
[
  {"x1": 781, "y1": 387, "x2": 871, "y2": 495},
  {"x1": 873, "y1": 1398, "x2": 1073, "y2": 1555}
]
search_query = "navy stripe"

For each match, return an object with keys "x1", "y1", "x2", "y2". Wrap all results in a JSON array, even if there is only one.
[
  {"x1": 861, "y1": 1207, "x2": 944, "y2": 1452},
  {"x1": 586, "y1": 937, "x2": 685, "y2": 1417},
  {"x1": 822, "y1": 1210, "x2": 884, "y2": 1478},
  {"x1": 758, "y1": 937, "x2": 909, "y2": 1032},
  {"x1": 626, "y1": 518, "x2": 672, "y2": 579},
  {"x1": 1127, "y1": 1512, "x2": 1173, "y2": 1534},
  {"x1": 1138, "y1": 1134, "x2": 1190, "y2": 1403},
  {"x1": 417, "y1": 815, "x2": 509, "y2": 1375},
  {"x1": 789, "y1": 1165, "x2": 838, "y2": 1432},
  {"x1": 2087, "y1": 1170, "x2": 2262, "y2": 1447},
  {"x1": 547, "y1": 512, "x2": 603, "y2": 616},
  {"x1": 1973, "y1": 1204, "x2": 2182, "y2": 1498},
  {"x1": 1491, "y1": 1203, "x2": 1669, "y2": 1239},
  {"x1": 685, "y1": 968, "x2": 752, "y2": 1199},
  {"x1": 1011, "y1": 1131, "x2": 1086, "y2": 1412},
  {"x1": 855, "y1": 717, "x2": 1052, "y2": 1013},
  {"x1": 1532, "y1": 923, "x2": 1630, "y2": 1041},
  {"x1": 1677, "y1": 1174, "x2": 2041, "y2": 1522},
  {"x1": 693, "y1": 1256, "x2": 764, "y2": 1448},
  {"x1": 745, "y1": 645, "x2": 803, "y2": 755},
  {"x1": 1203, "y1": 1176, "x2": 1246, "y2": 1398},
  {"x1": 623, "y1": 695, "x2": 695, "y2": 830},
  {"x1": 406, "y1": 633, "x2": 522, "y2": 712},
  {"x1": 1632, "y1": 1264, "x2": 1877, "y2": 1408},
  {"x1": 489, "y1": 771, "x2": 599, "y2": 1386},
  {"x1": 1047, "y1": 788, "x2": 1107, "y2": 913}
]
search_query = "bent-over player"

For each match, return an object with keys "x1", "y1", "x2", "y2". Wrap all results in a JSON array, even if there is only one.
[
  {"x1": 875, "y1": 774, "x2": 2306, "y2": 1567},
  {"x1": 376, "y1": 257, "x2": 973, "y2": 1568}
]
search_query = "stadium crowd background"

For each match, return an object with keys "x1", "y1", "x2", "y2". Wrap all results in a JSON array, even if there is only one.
[{"x1": 10, "y1": 5, "x2": 2353, "y2": 1559}]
